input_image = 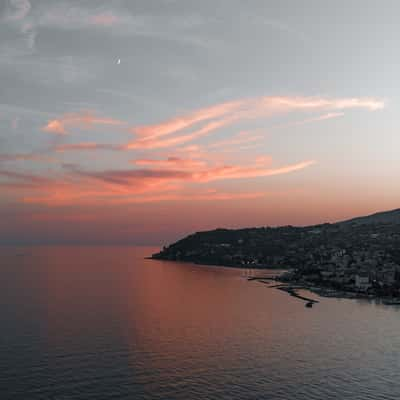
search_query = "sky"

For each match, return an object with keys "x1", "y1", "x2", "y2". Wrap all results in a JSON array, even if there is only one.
[{"x1": 0, "y1": 0, "x2": 398, "y2": 245}]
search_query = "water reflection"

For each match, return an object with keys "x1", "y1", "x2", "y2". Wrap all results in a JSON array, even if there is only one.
[{"x1": 1, "y1": 246, "x2": 400, "y2": 399}]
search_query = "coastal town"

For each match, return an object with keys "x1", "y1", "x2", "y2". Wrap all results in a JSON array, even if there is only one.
[{"x1": 152, "y1": 209, "x2": 400, "y2": 299}]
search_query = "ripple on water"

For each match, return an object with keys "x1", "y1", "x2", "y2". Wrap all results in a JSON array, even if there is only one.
[{"x1": 1, "y1": 246, "x2": 400, "y2": 400}]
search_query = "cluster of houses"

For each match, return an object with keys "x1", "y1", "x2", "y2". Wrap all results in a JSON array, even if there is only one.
[
  {"x1": 283, "y1": 245, "x2": 400, "y2": 294},
  {"x1": 154, "y1": 221, "x2": 400, "y2": 296}
]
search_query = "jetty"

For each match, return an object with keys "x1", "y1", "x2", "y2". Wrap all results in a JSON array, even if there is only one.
[
  {"x1": 247, "y1": 276, "x2": 319, "y2": 306},
  {"x1": 276, "y1": 286, "x2": 319, "y2": 305}
]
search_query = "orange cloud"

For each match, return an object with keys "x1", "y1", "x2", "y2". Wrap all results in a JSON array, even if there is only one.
[
  {"x1": 125, "y1": 96, "x2": 384, "y2": 149},
  {"x1": 2, "y1": 155, "x2": 315, "y2": 206},
  {"x1": 43, "y1": 111, "x2": 124, "y2": 135},
  {"x1": 10, "y1": 95, "x2": 382, "y2": 208},
  {"x1": 132, "y1": 100, "x2": 244, "y2": 139},
  {"x1": 44, "y1": 96, "x2": 383, "y2": 148},
  {"x1": 192, "y1": 160, "x2": 316, "y2": 182},
  {"x1": 43, "y1": 119, "x2": 67, "y2": 135},
  {"x1": 126, "y1": 116, "x2": 237, "y2": 149}
]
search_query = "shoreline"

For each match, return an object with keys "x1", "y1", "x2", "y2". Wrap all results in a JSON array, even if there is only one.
[
  {"x1": 249, "y1": 275, "x2": 400, "y2": 306},
  {"x1": 151, "y1": 256, "x2": 400, "y2": 306}
]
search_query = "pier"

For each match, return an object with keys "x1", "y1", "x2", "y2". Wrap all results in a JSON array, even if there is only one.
[{"x1": 248, "y1": 277, "x2": 319, "y2": 306}]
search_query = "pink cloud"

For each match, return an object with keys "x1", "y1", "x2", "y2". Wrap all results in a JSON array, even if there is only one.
[
  {"x1": 125, "y1": 96, "x2": 384, "y2": 150},
  {"x1": 132, "y1": 100, "x2": 244, "y2": 139},
  {"x1": 44, "y1": 96, "x2": 383, "y2": 148},
  {"x1": 72, "y1": 157, "x2": 315, "y2": 186},
  {"x1": 192, "y1": 160, "x2": 316, "y2": 182},
  {"x1": 43, "y1": 119, "x2": 67, "y2": 135},
  {"x1": 1, "y1": 156, "x2": 315, "y2": 206},
  {"x1": 10, "y1": 94, "x2": 383, "y2": 207},
  {"x1": 126, "y1": 116, "x2": 238, "y2": 149},
  {"x1": 43, "y1": 111, "x2": 125, "y2": 135},
  {"x1": 89, "y1": 14, "x2": 119, "y2": 27}
]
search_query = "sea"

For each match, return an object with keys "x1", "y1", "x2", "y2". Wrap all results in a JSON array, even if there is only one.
[{"x1": 1, "y1": 246, "x2": 400, "y2": 399}]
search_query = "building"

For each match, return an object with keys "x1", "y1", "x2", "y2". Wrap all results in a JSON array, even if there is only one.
[{"x1": 355, "y1": 273, "x2": 371, "y2": 291}]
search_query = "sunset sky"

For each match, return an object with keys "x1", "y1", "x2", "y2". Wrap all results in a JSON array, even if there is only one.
[{"x1": 1, "y1": 0, "x2": 398, "y2": 245}]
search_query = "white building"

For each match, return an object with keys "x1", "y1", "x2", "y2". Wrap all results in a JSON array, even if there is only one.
[{"x1": 355, "y1": 273, "x2": 371, "y2": 291}]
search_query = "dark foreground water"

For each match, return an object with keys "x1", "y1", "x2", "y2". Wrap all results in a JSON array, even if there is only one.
[{"x1": 1, "y1": 246, "x2": 400, "y2": 399}]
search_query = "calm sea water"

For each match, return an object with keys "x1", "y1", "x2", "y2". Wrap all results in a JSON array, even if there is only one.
[{"x1": 1, "y1": 246, "x2": 400, "y2": 399}]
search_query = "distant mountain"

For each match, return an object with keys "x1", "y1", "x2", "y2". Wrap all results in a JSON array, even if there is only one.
[{"x1": 340, "y1": 208, "x2": 400, "y2": 225}]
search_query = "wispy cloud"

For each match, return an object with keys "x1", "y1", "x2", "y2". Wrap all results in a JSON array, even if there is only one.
[
  {"x1": 43, "y1": 111, "x2": 125, "y2": 135},
  {"x1": 132, "y1": 100, "x2": 243, "y2": 139},
  {"x1": 77, "y1": 191, "x2": 266, "y2": 205},
  {"x1": 0, "y1": 1, "x2": 35, "y2": 59},
  {"x1": 125, "y1": 96, "x2": 384, "y2": 149},
  {"x1": 208, "y1": 131, "x2": 263, "y2": 149},
  {"x1": 133, "y1": 157, "x2": 207, "y2": 169},
  {"x1": 0, "y1": 152, "x2": 54, "y2": 162},
  {"x1": 9, "y1": 2, "x2": 217, "y2": 52},
  {"x1": 276, "y1": 112, "x2": 345, "y2": 129},
  {"x1": 192, "y1": 160, "x2": 316, "y2": 182},
  {"x1": 54, "y1": 143, "x2": 121, "y2": 152},
  {"x1": 2, "y1": 94, "x2": 384, "y2": 208},
  {"x1": 23, "y1": 189, "x2": 266, "y2": 206},
  {"x1": 0, "y1": 169, "x2": 51, "y2": 185},
  {"x1": 298, "y1": 112, "x2": 345, "y2": 124},
  {"x1": 126, "y1": 116, "x2": 238, "y2": 149},
  {"x1": 1, "y1": 155, "x2": 315, "y2": 206},
  {"x1": 5, "y1": 0, "x2": 31, "y2": 21}
]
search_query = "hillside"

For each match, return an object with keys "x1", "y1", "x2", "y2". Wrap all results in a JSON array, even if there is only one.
[
  {"x1": 152, "y1": 208, "x2": 400, "y2": 270},
  {"x1": 152, "y1": 208, "x2": 400, "y2": 296},
  {"x1": 340, "y1": 208, "x2": 400, "y2": 225}
]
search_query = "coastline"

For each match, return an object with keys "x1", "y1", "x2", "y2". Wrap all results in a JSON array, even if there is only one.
[
  {"x1": 151, "y1": 256, "x2": 400, "y2": 306},
  {"x1": 249, "y1": 275, "x2": 400, "y2": 305}
]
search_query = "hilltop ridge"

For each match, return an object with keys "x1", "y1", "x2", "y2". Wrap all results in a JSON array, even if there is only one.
[
  {"x1": 152, "y1": 209, "x2": 400, "y2": 297},
  {"x1": 339, "y1": 208, "x2": 400, "y2": 225},
  {"x1": 153, "y1": 208, "x2": 400, "y2": 266},
  {"x1": 152, "y1": 208, "x2": 400, "y2": 296}
]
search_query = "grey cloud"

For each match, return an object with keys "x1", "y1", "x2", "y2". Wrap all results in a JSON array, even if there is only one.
[
  {"x1": 0, "y1": 1, "x2": 35, "y2": 58},
  {"x1": 0, "y1": 169, "x2": 51, "y2": 184}
]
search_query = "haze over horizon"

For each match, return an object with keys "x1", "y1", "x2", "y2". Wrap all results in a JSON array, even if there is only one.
[{"x1": 1, "y1": 0, "x2": 399, "y2": 245}]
